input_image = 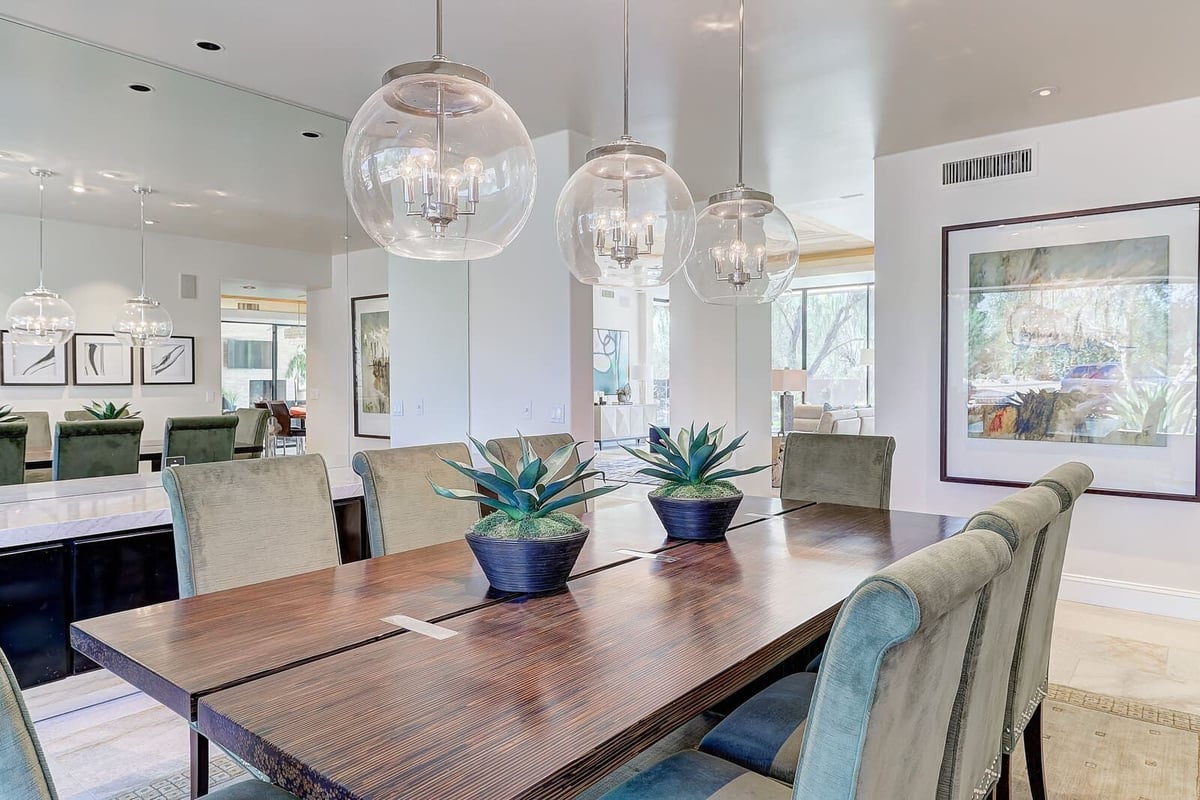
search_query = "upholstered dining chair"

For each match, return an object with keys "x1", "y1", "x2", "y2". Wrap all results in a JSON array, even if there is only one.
[
  {"x1": 601, "y1": 526, "x2": 1014, "y2": 799},
  {"x1": 1, "y1": 647, "x2": 298, "y2": 800},
  {"x1": 63, "y1": 410, "x2": 95, "y2": 422},
  {"x1": 779, "y1": 432, "x2": 896, "y2": 508},
  {"x1": 163, "y1": 415, "x2": 239, "y2": 465},
  {"x1": 17, "y1": 412, "x2": 52, "y2": 483},
  {"x1": 163, "y1": 454, "x2": 342, "y2": 597},
  {"x1": 267, "y1": 401, "x2": 305, "y2": 454},
  {"x1": 233, "y1": 407, "x2": 271, "y2": 459},
  {"x1": 0, "y1": 421, "x2": 28, "y2": 486},
  {"x1": 485, "y1": 434, "x2": 587, "y2": 516},
  {"x1": 352, "y1": 443, "x2": 481, "y2": 557},
  {"x1": 52, "y1": 419, "x2": 144, "y2": 481}
]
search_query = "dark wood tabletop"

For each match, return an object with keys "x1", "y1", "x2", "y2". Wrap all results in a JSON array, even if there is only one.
[
  {"x1": 25, "y1": 440, "x2": 263, "y2": 471},
  {"x1": 196, "y1": 504, "x2": 966, "y2": 800}
]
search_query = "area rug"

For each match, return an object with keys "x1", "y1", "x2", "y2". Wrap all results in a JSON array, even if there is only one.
[{"x1": 593, "y1": 447, "x2": 663, "y2": 486}]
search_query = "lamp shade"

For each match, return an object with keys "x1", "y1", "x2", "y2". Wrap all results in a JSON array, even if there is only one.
[{"x1": 771, "y1": 368, "x2": 807, "y2": 393}]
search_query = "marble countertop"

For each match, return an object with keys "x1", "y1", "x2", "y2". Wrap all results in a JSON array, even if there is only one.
[{"x1": 0, "y1": 466, "x2": 363, "y2": 550}]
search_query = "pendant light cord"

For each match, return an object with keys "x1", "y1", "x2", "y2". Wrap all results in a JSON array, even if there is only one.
[
  {"x1": 36, "y1": 172, "x2": 46, "y2": 289},
  {"x1": 434, "y1": 0, "x2": 444, "y2": 58},
  {"x1": 138, "y1": 189, "x2": 148, "y2": 298},
  {"x1": 737, "y1": 0, "x2": 745, "y2": 187},
  {"x1": 622, "y1": 0, "x2": 630, "y2": 139}
]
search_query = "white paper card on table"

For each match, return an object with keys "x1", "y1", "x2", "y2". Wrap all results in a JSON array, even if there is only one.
[
  {"x1": 380, "y1": 615, "x2": 459, "y2": 640},
  {"x1": 616, "y1": 549, "x2": 679, "y2": 562}
]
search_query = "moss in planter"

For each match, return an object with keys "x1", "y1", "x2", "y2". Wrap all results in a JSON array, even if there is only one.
[
  {"x1": 471, "y1": 511, "x2": 585, "y2": 540},
  {"x1": 650, "y1": 480, "x2": 740, "y2": 500}
]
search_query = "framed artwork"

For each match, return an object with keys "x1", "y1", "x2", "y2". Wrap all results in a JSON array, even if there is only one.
[
  {"x1": 0, "y1": 330, "x2": 68, "y2": 386},
  {"x1": 352, "y1": 294, "x2": 390, "y2": 439},
  {"x1": 71, "y1": 333, "x2": 134, "y2": 386},
  {"x1": 593, "y1": 328, "x2": 630, "y2": 395},
  {"x1": 141, "y1": 336, "x2": 195, "y2": 385},
  {"x1": 942, "y1": 197, "x2": 1200, "y2": 501}
]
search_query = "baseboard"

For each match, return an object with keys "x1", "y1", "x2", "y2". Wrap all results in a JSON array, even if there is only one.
[{"x1": 1060, "y1": 573, "x2": 1200, "y2": 622}]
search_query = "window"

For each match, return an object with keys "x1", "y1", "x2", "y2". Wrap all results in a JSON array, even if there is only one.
[
  {"x1": 651, "y1": 298, "x2": 670, "y2": 425},
  {"x1": 220, "y1": 321, "x2": 307, "y2": 409}
]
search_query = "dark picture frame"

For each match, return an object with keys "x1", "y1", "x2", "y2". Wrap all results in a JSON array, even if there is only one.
[
  {"x1": 0, "y1": 330, "x2": 68, "y2": 386},
  {"x1": 141, "y1": 335, "x2": 196, "y2": 385},
  {"x1": 71, "y1": 333, "x2": 135, "y2": 386},
  {"x1": 352, "y1": 294, "x2": 390, "y2": 440}
]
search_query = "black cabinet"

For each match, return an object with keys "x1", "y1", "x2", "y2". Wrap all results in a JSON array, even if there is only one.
[{"x1": 0, "y1": 544, "x2": 69, "y2": 687}]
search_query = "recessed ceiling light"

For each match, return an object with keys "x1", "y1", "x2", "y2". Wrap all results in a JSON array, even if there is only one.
[
  {"x1": 98, "y1": 170, "x2": 130, "y2": 180},
  {"x1": 144, "y1": 219, "x2": 157, "y2": 225},
  {"x1": 301, "y1": 130, "x2": 323, "y2": 139},
  {"x1": 169, "y1": 201, "x2": 197, "y2": 208},
  {"x1": 205, "y1": 189, "x2": 230, "y2": 197},
  {"x1": 194, "y1": 40, "x2": 224, "y2": 52},
  {"x1": 128, "y1": 83, "x2": 154, "y2": 93},
  {"x1": 70, "y1": 185, "x2": 89, "y2": 194},
  {"x1": 0, "y1": 151, "x2": 12, "y2": 160},
  {"x1": 1031, "y1": 86, "x2": 1058, "y2": 98},
  {"x1": 242, "y1": 284, "x2": 257, "y2": 290},
  {"x1": 839, "y1": 192, "x2": 865, "y2": 200}
]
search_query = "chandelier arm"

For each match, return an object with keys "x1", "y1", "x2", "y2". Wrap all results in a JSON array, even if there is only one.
[{"x1": 737, "y1": 0, "x2": 745, "y2": 187}]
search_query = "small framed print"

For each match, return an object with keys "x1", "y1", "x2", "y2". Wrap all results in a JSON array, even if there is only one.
[
  {"x1": 352, "y1": 294, "x2": 390, "y2": 439},
  {"x1": 141, "y1": 336, "x2": 195, "y2": 385},
  {"x1": 72, "y1": 333, "x2": 134, "y2": 386},
  {"x1": 1, "y1": 330, "x2": 68, "y2": 386}
]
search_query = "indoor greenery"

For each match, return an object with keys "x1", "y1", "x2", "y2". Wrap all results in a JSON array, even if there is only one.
[
  {"x1": 0, "y1": 405, "x2": 23, "y2": 423},
  {"x1": 623, "y1": 423, "x2": 770, "y2": 499},
  {"x1": 83, "y1": 401, "x2": 139, "y2": 420},
  {"x1": 431, "y1": 434, "x2": 619, "y2": 540}
]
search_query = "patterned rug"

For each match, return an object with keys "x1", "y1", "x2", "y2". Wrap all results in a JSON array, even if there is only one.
[
  {"x1": 106, "y1": 755, "x2": 246, "y2": 799},
  {"x1": 593, "y1": 448, "x2": 663, "y2": 486}
]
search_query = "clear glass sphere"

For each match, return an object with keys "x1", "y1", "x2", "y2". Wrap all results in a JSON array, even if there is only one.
[
  {"x1": 555, "y1": 143, "x2": 696, "y2": 288},
  {"x1": 683, "y1": 190, "x2": 800, "y2": 305},
  {"x1": 113, "y1": 296, "x2": 173, "y2": 347},
  {"x1": 5, "y1": 288, "x2": 76, "y2": 346},
  {"x1": 344, "y1": 63, "x2": 537, "y2": 261}
]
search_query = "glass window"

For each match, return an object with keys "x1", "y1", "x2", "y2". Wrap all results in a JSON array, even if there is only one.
[
  {"x1": 220, "y1": 321, "x2": 307, "y2": 410},
  {"x1": 651, "y1": 298, "x2": 670, "y2": 426}
]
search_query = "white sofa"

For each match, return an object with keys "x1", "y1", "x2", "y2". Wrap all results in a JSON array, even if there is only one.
[{"x1": 771, "y1": 406, "x2": 875, "y2": 486}]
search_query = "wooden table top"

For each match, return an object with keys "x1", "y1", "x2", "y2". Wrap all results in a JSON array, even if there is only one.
[
  {"x1": 71, "y1": 494, "x2": 805, "y2": 717},
  {"x1": 197, "y1": 504, "x2": 965, "y2": 800},
  {"x1": 25, "y1": 440, "x2": 262, "y2": 470}
]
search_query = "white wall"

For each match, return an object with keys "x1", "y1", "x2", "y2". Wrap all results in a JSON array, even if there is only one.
[{"x1": 875, "y1": 96, "x2": 1200, "y2": 619}]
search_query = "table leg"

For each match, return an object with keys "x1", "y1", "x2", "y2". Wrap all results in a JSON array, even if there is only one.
[{"x1": 190, "y1": 728, "x2": 209, "y2": 798}]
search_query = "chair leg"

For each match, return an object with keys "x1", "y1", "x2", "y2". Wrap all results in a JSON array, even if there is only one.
[
  {"x1": 996, "y1": 753, "x2": 1012, "y2": 800},
  {"x1": 1024, "y1": 701, "x2": 1048, "y2": 800},
  {"x1": 190, "y1": 728, "x2": 209, "y2": 798}
]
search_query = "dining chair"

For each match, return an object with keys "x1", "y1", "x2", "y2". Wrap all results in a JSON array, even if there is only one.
[
  {"x1": 233, "y1": 407, "x2": 271, "y2": 459},
  {"x1": 352, "y1": 443, "x2": 481, "y2": 557},
  {"x1": 779, "y1": 433, "x2": 896, "y2": 508},
  {"x1": 0, "y1": 421, "x2": 28, "y2": 487},
  {"x1": 1, "y1": 647, "x2": 299, "y2": 800},
  {"x1": 163, "y1": 454, "x2": 341, "y2": 597},
  {"x1": 17, "y1": 412, "x2": 52, "y2": 484},
  {"x1": 602, "y1": 526, "x2": 1014, "y2": 799},
  {"x1": 485, "y1": 434, "x2": 587, "y2": 516},
  {"x1": 62, "y1": 410, "x2": 93, "y2": 422},
  {"x1": 163, "y1": 415, "x2": 239, "y2": 465},
  {"x1": 267, "y1": 401, "x2": 305, "y2": 454},
  {"x1": 52, "y1": 419, "x2": 144, "y2": 481}
]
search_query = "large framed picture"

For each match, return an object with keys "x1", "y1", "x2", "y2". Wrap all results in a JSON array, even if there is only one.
[
  {"x1": 0, "y1": 330, "x2": 68, "y2": 386},
  {"x1": 942, "y1": 198, "x2": 1200, "y2": 501},
  {"x1": 593, "y1": 328, "x2": 630, "y2": 395},
  {"x1": 141, "y1": 336, "x2": 195, "y2": 385},
  {"x1": 352, "y1": 294, "x2": 390, "y2": 439},
  {"x1": 72, "y1": 333, "x2": 134, "y2": 386}
]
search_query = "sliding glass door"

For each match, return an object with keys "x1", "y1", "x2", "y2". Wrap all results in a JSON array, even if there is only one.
[{"x1": 220, "y1": 322, "x2": 307, "y2": 409}]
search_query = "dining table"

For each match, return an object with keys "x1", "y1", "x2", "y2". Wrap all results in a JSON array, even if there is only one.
[
  {"x1": 25, "y1": 440, "x2": 264, "y2": 472},
  {"x1": 70, "y1": 496, "x2": 965, "y2": 800}
]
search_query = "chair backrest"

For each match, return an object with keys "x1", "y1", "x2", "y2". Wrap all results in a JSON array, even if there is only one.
[
  {"x1": 267, "y1": 401, "x2": 294, "y2": 437},
  {"x1": 352, "y1": 443, "x2": 480, "y2": 557},
  {"x1": 856, "y1": 407, "x2": 875, "y2": 435},
  {"x1": 233, "y1": 407, "x2": 271, "y2": 449},
  {"x1": 52, "y1": 418, "x2": 144, "y2": 481},
  {"x1": 780, "y1": 433, "x2": 896, "y2": 508},
  {"x1": 163, "y1": 454, "x2": 342, "y2": 597},
  {"x1": 0, "y1": 648, "x2": 58, "y2": 800},
  {"x1": 791, "y1": 404, "x2": 825, "y2": 433},
  {"x1": 792, "y1": 528, "x2": 1013, "y2": 800},
  {"x1": 62, "y1": 410, "x2": 93, "y2": 422},
  {"x1": 940, "y1": 485, "x2": 1063, "y2": 800},
  {"x1": 0, "y1": 422, "x2": 28, "y2": 487},
  {"x1": 163, "y1": 415, "x2": 239, "y2": 465},
  {"x1": 15, "y1": 412, "x2": 51, "y2": 452},
  {"x1": 486, "y1": 434, "x2": 587, "y2": 516}
]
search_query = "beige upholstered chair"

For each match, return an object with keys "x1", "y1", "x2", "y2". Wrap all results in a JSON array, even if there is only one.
[
  {"x1": 816, "y1": 408, "x2": 862, "y2": 434},
  {"x1": 353, "y1": 443, "x2": 481, "y2": 557},
  {"x1": 233, "y1": 407, "x2": 271, "y2": 459},
  {"x1": 17, "y1": 412, "x2": 52, "y2": 483},
  {"x1": 485, "y1": 434, "x2": 588, "y2": 516},
  {"x1": 790, "y1": 404, "x2": 825, "y2": 433},
  {"x1": 62, "y1": 410, "x2": 92, "y2": 422},
  {"x1": 162, "y1": 454, "x2": 341, "y2": 597},
  {"x1": 780, "y1": 432, "x2": 896, "y2": 508}
]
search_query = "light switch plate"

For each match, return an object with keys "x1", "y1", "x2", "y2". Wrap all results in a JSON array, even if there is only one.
[
  {"x1": 392, "y1": 401, "x2": 404, "y2": 416},
  {"x1": 414, "y1": 398, "x2": 424, "y2": 416},
  {"x1": 522, "y1": 401, "x2": 533, "y2": 420},
  {"x1": 550, "y1": 404, "x2": 565, "y2": 424}
]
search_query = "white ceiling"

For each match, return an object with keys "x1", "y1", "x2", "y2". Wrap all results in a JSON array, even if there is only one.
[{"x1": 4, "y1": 0, "x2": 1200, "y2": 242}]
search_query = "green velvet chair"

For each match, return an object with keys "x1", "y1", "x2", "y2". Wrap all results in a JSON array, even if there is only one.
[
  {"x1": 352, "y1": 443, "x2": 480, "y2": 557},
  {"x1": 779, "y1": 433, "x2": 896, "y2": 509},
  {"x1": 52, "y1": 419, "x2": 144, "y2": 481},
  {"x1": 0, "y1": 422, "x2": 28, "y2": 487},
  {"x1": 233, "y1": 408, "x2": 271, "y2": 459},
  {"x1": 0, "y1": 647, "x2": 298, "y2": 800},
  {"x1": 163, "y1": 454, "x2": 342, "y2": 597},
  {"x1": 62, "y1": 410, "x2": 92, "y2": 422},
  {"x1": 163, "y1": 415, "x2": 238, "y2": 465},
  {"x1": 486, "y1": 434, "x2": 587, "y2": 516},
  {"x1": 602, "y1": 524, "x2": 1014, "y2": 799},
  {"x1": 16, "y1": 412, "x2": 51, "y2": 484}
]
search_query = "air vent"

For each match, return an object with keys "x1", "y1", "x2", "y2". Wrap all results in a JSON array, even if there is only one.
[
  {"x1": 600, "y1": 289, "x2": 616, "y2": 299},
  {"x1": 942, "y1": 148, "x2": 1033, "y2": 186},
  {"x1": 236, "y1": 301, "x2": 261, "y2": 311}
]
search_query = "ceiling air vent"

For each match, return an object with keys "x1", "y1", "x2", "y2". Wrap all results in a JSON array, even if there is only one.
[
  {"x1": 236, "y1": 301, "x2": 261, "y2": 311},
  {"x1": 600, "y1": 289, "x2": 616, "y2": 299},
  {"x1": 942, "y1": 147, "x2": 1033, "y2": 186}
]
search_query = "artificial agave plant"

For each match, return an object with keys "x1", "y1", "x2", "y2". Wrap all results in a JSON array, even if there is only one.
[
  {"x1": 0, "y1": 405, "x2": 23, "y2": 423},
  {"x1": 623, "y1": 423, "x2": 770, "y2": 499},
  {"x1": 431, "y1": 434, "x2": 619, "y2": 540},
  {"x1": 83, "y1": 401, "x2": 140, "y2": 420}
]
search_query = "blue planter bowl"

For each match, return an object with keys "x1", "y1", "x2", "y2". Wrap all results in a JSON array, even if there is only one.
[
  {"x1": 465, "y1": 527, "x2": 590, "y2": 593},
  {"x1": 648, "y1": 493, "x2": 744, "y2": 541}
]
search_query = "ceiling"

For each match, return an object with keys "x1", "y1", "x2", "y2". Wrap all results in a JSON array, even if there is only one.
[{"x1": 3, "y1": 0, "x2": 1200, "y2": 242}]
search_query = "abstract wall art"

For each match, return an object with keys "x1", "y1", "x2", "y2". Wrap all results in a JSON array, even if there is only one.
[{"x1": 352, "y1": 294, "x2": 390, "y2": 439}]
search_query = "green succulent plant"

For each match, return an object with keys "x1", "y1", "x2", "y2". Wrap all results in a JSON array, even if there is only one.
[
  {"x1": 0, "y1": 405, "x2": 23, "y2": 424},
  {"x1": 623, "y1": 423, "x2": 770, "y2": 500},
  {"x1": 430, "y1": 434, "x2": 620, "y2": 540},
  {"x1": 84, "y1": 401, "x2": 140, "y2": 420}
]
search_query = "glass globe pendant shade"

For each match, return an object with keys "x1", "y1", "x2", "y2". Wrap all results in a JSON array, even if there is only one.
[
  {"x1": 344, "y1": 60, "x2": 537, "y2": 261},
  {"x1": 555, "y1": 140, "x2": 696, "y2": 289},
  {"x1": 683, "y1": 187, "x2": 800, "y2": 306},
  {"x1": 5, "y1": 288, "x2": 76, "y2": 346},
  {"x1": 113, "y1": 296, "x2": 173, "y2": 347}
]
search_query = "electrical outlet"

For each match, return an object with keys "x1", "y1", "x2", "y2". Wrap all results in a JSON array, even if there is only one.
[
  {"x1": 414, "y1": 398, "x2": 424, "y2": 416},
  {"x1": 205, "y1": 391, "x2": 215, "y2": 403},
  {"x1": 392, "y1": 401, "x2": 404, "y2": 417},
  {"x1": 550, "y1": 404, "x2": 565, "y2": 424},
  {"x1": 522, "y1": 401, "x2": 533, "y2": 420},
  {"x1": 310, "y1": 388, "x2": 321, "y2": 401}
]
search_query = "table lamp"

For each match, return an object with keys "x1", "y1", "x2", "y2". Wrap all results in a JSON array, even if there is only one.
[{"x1": 772, "y1": 369, "x2": 808, "y2": 434}]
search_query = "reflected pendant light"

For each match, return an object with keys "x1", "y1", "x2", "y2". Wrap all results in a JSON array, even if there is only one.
[
  {"x1": 112, "y1": 186, "x2": 172, "y2": 347},
  {"x1": 683, "y1": 0, "x2": 799, "y2": 306},
  {"x1": 343, "y1": 0, "x2": 537, "y2": 262},
  {"x1": 554, "y1": 0, "x2": 696, "y2": 289},
  {"x1": 4, "y1": 168, "x2": 77, "y2": 346}
]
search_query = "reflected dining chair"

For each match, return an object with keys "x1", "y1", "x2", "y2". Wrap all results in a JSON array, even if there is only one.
[
  {"x1": 779, "y1": 432, "x2": 896, "y2": 508},
  {"x1": 62, "y1": 410, "x2": 92, "y2": 422},
  {"x1": 352, "y1": 443, "x2": 480, "y2": 557},
  {"x1": 486, "y1": 434, "x2": 588, "y2": 516},
  {"x1": 52, "y1": 419, "x2": 144, "y2": 481},
  {"x1": 233, "y1": 407, "x2": 271, "y2": 459},
  {"x1": 1, "y1": 647, "x2": 299, "y2": 800},
  {"x1": 267, "y1": 401, "x2": 305, "y2": 454},
  {"x1": 17, "y1": 412, "x2": 52, "y2": 483},
  {"x1": 602, "y1": 526, "x2": 1014, "y2": 799},
  {"x1": 162, "y1": 454, "x2": 341, "y2": 597},
  {"x1": 163, "y1": 415, "x2": 238, "y2": 465},
  {"x1": 0, "y1": 421, "x2": 28, "y2": 486}
]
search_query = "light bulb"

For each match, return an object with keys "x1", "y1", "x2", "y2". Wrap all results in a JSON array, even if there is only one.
[
  {"x1": 463, "y1": 156, "x2": 483, "y2": 177},
  {"x1": 399, "y1": 159, "x2": 418, "y2": 179},
  {"x1": 612, "y1": 207, "x2": 626, "y2": 222},
  {"x1": 595, "y1": 215, "x2": 611, "y2": 231},
  {"x1": 444, "y1": 168, "x2": 464, "y2": 188},
  {"x1": 642, "y1": 212, "x2": 656, "y2": 226},
  {"x1": 753, "y1": 244, "x2": 767, "y2": 257},
  {"x1": 627, "y1": 221, "x2": 641, "y2": 233},
  {"x1": 729, "y1": 240, "x2": 748, "y2": 259},
  {"x1": 418, "y1": 150, "x2": 436, "y2": 168}
]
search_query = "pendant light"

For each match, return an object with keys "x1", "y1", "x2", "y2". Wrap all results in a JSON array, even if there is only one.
[
  {"x1": 112, "y1": 186, "x2": 172, "y2": 347},
  {"x1": 4, "y1": 168, "x2": 77, "y2": 346},
  {"x1": 683, "y1": 0, "x2": 799, "y2": 306},
  {"x1": 343, "y1": 0, "x2": 537, "y2": 261},
  {"x1": 554, "y1": 0, "x2": 696, "y2": 289}
]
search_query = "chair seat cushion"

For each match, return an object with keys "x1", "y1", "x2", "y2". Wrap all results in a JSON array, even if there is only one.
[
  {"x1": 699, "y1": 671, "x2": 818, "y2": 784},
  {"x1": 208, "y1": 779, "x2": 298, "y2": 799},
  {"x1": 600, "y1": 750, "x2": 791, "y2": 799}
]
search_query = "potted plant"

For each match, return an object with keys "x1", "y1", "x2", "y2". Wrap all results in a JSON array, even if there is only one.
[
  {"x1": 431, "y1": 434, "x2": 619, "y2": 593},
  {"x1": 0, "y1": 406, "x2": 24, "y2": 424},
  {"x1": 622, "y1": 423, "x2": 770, "y2": 541},
  {"x1": 83, "y1": 401, "x2": 139, "y2": 419}
]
